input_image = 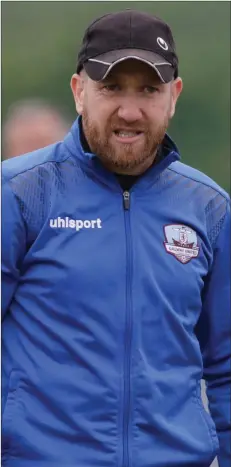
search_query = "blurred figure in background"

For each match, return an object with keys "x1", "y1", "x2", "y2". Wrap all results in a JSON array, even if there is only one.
[{"x1": 2, "y1": 99, "x2": 70, "y2": 159}]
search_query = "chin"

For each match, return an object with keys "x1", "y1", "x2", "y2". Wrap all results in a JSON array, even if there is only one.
[{"x1": 113, "y1": 157, "x2": 147, "y2": 171}]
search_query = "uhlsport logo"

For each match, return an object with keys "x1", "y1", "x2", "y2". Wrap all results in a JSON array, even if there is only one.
[
  {"x1": 164, "y1": 224, "x2": 199, "y2": 264},
  {"x1": 50, "y1": 217, "x2": 102, "y2": 232}
]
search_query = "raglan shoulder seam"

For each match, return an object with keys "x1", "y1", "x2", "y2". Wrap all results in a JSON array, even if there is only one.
[
  {"x1": 168, "y1": 165, "x2": 229, "y2": 202},
  {"x1": 2, "y1": 153, "x2": 72, "y2": 184}
]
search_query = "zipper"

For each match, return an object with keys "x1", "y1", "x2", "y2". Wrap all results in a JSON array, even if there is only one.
[
  {"x1": 122, "y1": 190, "x2": 132, "y2": 467},
  {"x1": 123, "y1": 191, "x2": 130, "y2": 210}
]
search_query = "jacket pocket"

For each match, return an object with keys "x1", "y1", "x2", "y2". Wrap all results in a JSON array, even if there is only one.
[
  {"x1": 2, "y1": 370, "x2": 21, "y2": 458},
  {"x1": 192, "y1": 381, "x2": 219, "y2": 457}
]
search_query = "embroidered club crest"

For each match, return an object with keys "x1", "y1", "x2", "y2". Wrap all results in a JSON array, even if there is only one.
[{"x1": 164, "y1": 224, "x2": 199, "y2": 264}]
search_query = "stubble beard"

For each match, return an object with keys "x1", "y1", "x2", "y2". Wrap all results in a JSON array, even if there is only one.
[{"x1": 81, "y1": 110, "x2": 171, "y2": 174}]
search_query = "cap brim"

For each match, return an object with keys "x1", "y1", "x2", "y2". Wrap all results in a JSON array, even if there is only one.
[{"x1": 84, "y1": 48, "x2": 174, "y2": 83}]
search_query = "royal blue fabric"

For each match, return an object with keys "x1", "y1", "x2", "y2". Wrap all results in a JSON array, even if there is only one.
[{"x1": 2, "y1": 118, "x2": 230, "y2": 467}]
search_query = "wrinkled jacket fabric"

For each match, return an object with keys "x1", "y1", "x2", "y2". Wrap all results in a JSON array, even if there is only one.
[{"x1": 2, "y1": 118, "x2": 230, "y2": 467}]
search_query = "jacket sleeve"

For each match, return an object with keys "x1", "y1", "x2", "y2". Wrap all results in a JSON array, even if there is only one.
[
  {"x1": 1, "y1": 177, "x2": 27, "y2": 319},
  {"x1": 196, "y1": 200, "x2": 231, "y2": 467}
]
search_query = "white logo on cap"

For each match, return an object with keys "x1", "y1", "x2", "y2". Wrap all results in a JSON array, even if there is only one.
[{"x1": 157, "y1": 37, "x2": 168, "y2": 51}]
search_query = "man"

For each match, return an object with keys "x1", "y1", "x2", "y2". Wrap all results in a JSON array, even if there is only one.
[
  {"x1": 2, "y1": 10, "x2": 230, "y2": 467},
  {"x1": 2, "y1": 99, "x2": 69, "y2": 159}
]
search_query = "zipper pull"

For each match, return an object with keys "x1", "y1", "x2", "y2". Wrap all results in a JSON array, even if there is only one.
[{"x1": 123, "y1": 191, "x2": 130, "y2": 210}]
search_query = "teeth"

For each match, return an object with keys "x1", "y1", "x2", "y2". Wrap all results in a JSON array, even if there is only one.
[{"x1": 116, "y1": 131, "x2": 139, "y2": 137}]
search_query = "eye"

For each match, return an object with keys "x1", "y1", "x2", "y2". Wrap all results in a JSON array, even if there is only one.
[
  {"x1": 143, "y1": 86, "x2": 159, "y2": 94},
  {"x1": 103, "y1": 84, "x2": 120, "y2": 92}
]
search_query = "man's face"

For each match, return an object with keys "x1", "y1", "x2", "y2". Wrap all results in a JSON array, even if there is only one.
[{"x1": 71, "y1": 60, "x2": 182, "y2": 175}]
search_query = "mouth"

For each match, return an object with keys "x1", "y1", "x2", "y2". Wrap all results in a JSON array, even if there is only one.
[{"x1": 113, "y1": 129, "x2": 144, "y2": 143}]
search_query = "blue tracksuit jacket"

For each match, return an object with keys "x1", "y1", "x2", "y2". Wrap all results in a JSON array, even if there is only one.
[{"x1": 2, "y1": 118, "x2": 230, "y2": 467}]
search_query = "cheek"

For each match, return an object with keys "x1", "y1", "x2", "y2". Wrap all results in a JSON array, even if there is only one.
[
  {"x1": 150, "y1": 96, "x2": 172, "y2": 119},
  {"x1": 147, "y1": 104, "x2": 167, "y2": 122},
  {"x1": 85, "y1": 95, "x2": 114, "y2": 126}
]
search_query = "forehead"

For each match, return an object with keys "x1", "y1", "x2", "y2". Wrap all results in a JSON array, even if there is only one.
[{"x1": 101, "y1": 59, "x2": 162, "y2": 83}]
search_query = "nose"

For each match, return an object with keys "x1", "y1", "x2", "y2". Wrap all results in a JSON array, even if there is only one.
[{"x1": 117, "y1": 97, "x2": 143, "y2": 122}]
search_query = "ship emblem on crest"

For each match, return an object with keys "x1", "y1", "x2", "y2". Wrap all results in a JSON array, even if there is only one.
[{"x1": 164, "y1": 224, "x2": 199, "y2": 264}]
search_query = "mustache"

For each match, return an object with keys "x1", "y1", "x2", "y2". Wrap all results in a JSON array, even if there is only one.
[{"x1": 82, "y1": 113, "x2": 148, "y2": 134}]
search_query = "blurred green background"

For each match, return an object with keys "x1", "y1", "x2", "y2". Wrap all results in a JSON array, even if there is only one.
[{"x1": 2, "y1": 1, "x2": 230, "y2": 192}]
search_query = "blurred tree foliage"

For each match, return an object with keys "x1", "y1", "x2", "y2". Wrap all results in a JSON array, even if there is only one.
[{"x1": 2, "y1": 1, "x2": 230, "y2": 191}]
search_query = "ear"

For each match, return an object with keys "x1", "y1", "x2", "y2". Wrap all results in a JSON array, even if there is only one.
[
  {"x1": 70, "y1": 73, "x2": 85, "y2": 115},
  {"x1": 169, "y1": 77, "x2": 183, "y2": 118}
]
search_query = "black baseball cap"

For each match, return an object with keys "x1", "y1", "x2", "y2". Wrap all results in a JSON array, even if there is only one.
[{"x1": 77, "y1": 10, "x2": 179, "y2": 83}]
